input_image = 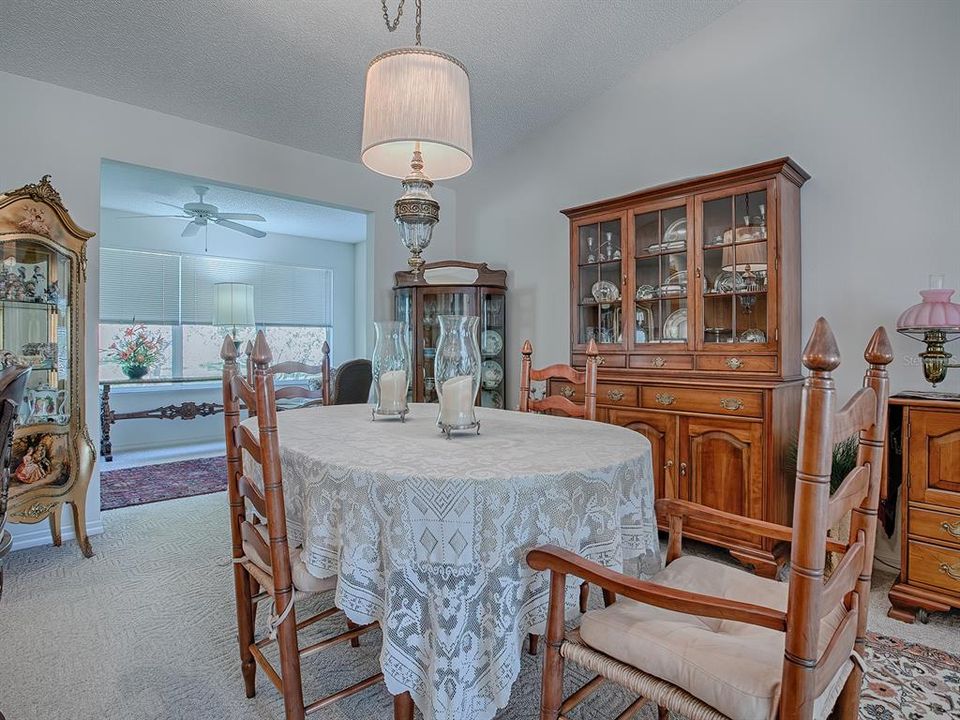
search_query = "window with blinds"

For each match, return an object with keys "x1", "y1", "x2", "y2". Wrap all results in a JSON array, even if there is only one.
[{"x1": 100, "y1": 248, "x2": 333, "y2": 327}]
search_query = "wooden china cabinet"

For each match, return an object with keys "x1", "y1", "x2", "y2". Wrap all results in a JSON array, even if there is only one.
[
  {"x1": 394, "y1": 260, "x2": 508, "y2": 408},
  {"x1": 556, "y1": 158, "x2": 809, "y2": 577}
]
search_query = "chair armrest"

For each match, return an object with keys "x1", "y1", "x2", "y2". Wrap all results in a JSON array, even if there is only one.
[
  {"x1": 527, "y1": 545, "x2": 787, "y2": 631},
  {"x1": 655, "y1": 498, "x2": 847, "y2": 555}
]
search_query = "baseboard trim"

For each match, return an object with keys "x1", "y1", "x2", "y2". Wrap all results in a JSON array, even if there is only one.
[{"x1": 9, "y1": 520, "x2": 104, "y2": 552}]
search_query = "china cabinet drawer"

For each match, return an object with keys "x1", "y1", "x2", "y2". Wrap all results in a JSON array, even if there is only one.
[
  {"x1": 696, "y1": 354, "x2": 778, "y2": 373},
  {"x1": 909, "y1": 506, "x2": 960, "y2": 548},
  {"x1": 629, "y1": 354, "x2": 694, "y2": 371},
  {"x1": 548, "y1": 381, "x2": 638, "y2": 407},
  {"x1": 640, "y1": 386, "x2": 764, "y2": 418},
  {"x1": 572, "y1": 352, "x2": 626, "y2": 369},
  {"x1": 907, "y1": 540, "x2": 960, "y2": 597}
]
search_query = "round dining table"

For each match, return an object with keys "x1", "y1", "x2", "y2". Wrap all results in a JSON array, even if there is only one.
[{"x1": 242, "y1": 402, "x2": 661, "y2": 720}]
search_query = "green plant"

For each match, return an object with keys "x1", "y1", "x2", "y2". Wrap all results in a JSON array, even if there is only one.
[{"x1": 784, "y1": 435, "x2": 860, "y2": 494}]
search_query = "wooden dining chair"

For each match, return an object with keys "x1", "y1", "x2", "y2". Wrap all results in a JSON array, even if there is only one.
[
  {"x1": 519, "y1": 338, "x2": 599, "y2": 421},
  {"x1": 519, "y1": 338, "x2": 600, "y2": 654},
  {"x1": 528, "y1": 319, "x2": 893, "y2": 720},
  {"x1": 329, "y1": 358, "x2": 373, "y2": 405},
  {"x1": 245, "y1": 339, "x2": 331, "y2": 416},
  {"x1": 221, "y1": 332, "x2": 392, "y2": 720}
]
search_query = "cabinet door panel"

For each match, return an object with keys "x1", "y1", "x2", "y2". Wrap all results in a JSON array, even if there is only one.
[
  {"x1": 680, "y1": 417, "x2": 764, "y2": 545},
  {"x1": 608, "y1": 409, "x2": 676, "y2": 503},
  {"x1": 908, "y1": 410, "x2": 960, "y2": 510}
]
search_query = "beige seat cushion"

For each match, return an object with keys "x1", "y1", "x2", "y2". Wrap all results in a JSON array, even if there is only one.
[
  {"x1": 242, "y1": 523, "x2": 337, "y2": 595},
  {"x1": 579, "y1": 555, "x2": 851, "y2": 720}
]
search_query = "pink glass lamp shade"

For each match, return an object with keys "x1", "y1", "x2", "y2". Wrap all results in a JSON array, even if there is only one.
[{"x1": 897, "y1": 286, "x2": 960, "y2": 386}]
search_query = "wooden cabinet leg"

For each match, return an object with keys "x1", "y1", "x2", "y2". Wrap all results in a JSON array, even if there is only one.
[
  {"x1": 887, "y1": 581, "x2": 951, "y2": 624},
  {"x1": 393, "y1": 691, "x2": 414, "y2": 720},
  {"x1": 70, "y1": 501, "x2": 94, "y2": 558},
  {"x1": 49, "y1": 505, "x2": 63, "y2": 546}
]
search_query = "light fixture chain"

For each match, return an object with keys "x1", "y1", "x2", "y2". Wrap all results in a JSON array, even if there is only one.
[{"x1": 379, "y1": 0, "x2": 422, "y2": 46}]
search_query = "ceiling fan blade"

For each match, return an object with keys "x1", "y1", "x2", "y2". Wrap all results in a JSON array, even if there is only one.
[
  {"x1": 214, "y1": 218, "x2": 267, "y2": 238},
  {"x1": 182, "y1": 221, "x2": 202, "y2": 237},
  {"x1": 116, "y1": 214, "x2": 190, "y2": 219},
  {"x1": 214, "y1": 213, "x2": 266, "y2": 222},
  {"x1": 157, "y1": 201, "x2": 188, "y2": 211}
]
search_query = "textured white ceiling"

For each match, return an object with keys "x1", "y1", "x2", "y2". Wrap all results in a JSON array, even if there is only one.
[
  {"x1": 0, "y1": 1, "x2": 739, "y2": 165},
  {"x1": 101, "y1": 160, "x2": 367, "y2": 243}
]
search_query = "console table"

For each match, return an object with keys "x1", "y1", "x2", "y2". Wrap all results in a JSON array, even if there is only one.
[{"x1": 99, "y1": 377, "x2": 226, "y2": 461}]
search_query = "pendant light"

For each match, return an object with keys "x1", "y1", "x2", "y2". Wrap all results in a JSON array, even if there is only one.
[{"x1": 361, "y1": 0, "x2": 473, "y2": 275}]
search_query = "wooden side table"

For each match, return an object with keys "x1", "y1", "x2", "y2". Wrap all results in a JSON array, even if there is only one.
[{"x1": 886, "y1": 391, "x2": 960, "y2": 623}]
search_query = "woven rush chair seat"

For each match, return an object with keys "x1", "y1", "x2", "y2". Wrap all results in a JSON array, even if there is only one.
[
  {"x1": 240, "y1": 523, "x2": 336, "y2": 596},
  {"x1": 577, "y1": 555, "x2": 852, "y2": 720}
]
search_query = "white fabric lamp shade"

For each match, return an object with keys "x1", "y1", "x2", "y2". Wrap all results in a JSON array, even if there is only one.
[
  {"x1": 212, "y1": 283, "x2": 255, "y2": 327},
  {"x1": 721, "y1": 243, "x2": 768, "y2": 273},
  {"x1": 362, "y1": 48, "x2": 473, "y2": 180}
]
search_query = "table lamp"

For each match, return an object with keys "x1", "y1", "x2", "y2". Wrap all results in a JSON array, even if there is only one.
[
  {"x1": 897, "y1": 274, "x2": 960, "y2": 386},
  {"x1": 213, "y1": 282, "x2": 255, "y2": 350}
]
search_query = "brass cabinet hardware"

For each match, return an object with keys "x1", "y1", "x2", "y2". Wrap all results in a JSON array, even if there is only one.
[
  {"x1": 596, "y1": 355, "x2": 605, "y2": 366},
  {"x1": 655, "y1": 393, "x2": 675, "y2": 406},
  {"x1": 941, "y1": 521, "x2": 960, "y2": 538},
  {"x1": 559, "y1": 385, "x2": 576, "y2": 399},
  {"x1": 725, "y1": 357, "x2": 744, "y2": 370},
  {"x1": 607, "y1": 389, "x2": 625, "y2": 402},
  {"x1": 940, "y1": 563, "x2": 960, "y2": 582},
  {"x1": 679, "y1": 462, "x2": 687, "y2": 478},
  {"x1": 720, "y1": 398, "x2": 744, "y2": 411},
  {"x1": 652, "y1": 356, "x2": 666, "y2": 368}
]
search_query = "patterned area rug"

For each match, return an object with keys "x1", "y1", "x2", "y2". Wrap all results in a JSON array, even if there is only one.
[
  {"x1": 99, "y1": 455, "x2": 226, "y2": 510},
  {"x1": 862, "y1": 633, "x2": 960, "y2": 719}
]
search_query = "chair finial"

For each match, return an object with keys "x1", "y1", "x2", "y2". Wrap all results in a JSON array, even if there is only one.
[
  {"x1": 220, "y1": 335, "x2": 238, "y2": 362},
  {"x1": 251, "y1": 330, "x2": 273, "y2": 366},
  {"x1": 585, "y1": 338, "x2": 599, "y2": 357},
  {"x1": 244, "y1": 340, "x2": 253, "y2": 358},
  {"x1": 802, "y1": 317, "x2": 840, "y2": 372},
  {"x1": 864, "y1": 326, "x2": 894, "y2": 367},
  {"x1": 322, "y1": 340, "x2": 330, "y2": 355},
  {"x1": 522, "y1": 339, "x2": 533, "y2": 356}
]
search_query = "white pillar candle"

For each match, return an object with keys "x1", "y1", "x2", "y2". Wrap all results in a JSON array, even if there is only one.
[
  {"x1": 378, "y1": 370, "x2": 408, "y2": 413},
  {"x1": 440, "y1": 374, "x2": 474, "y2": 426}
]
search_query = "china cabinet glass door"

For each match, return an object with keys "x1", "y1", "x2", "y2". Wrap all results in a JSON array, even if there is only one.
[
  {"x1": 575, "y1": 216, "x2": 624, "y2": 348},
  {"x1": 633, "y1": 203, "x2": 691, "y2": 346},
  {"x1": 699, "y1": 183, "x2": 774, "y2": 349},
  {"x1": 1, "y1": 240, "x2": 72, "y2": 429},
  {"x1": 479, "y1": 290, "x2": 505, "y2": 409},
  {"x1": 419, "y1": 289, "x2": 477, "y2": 403}
]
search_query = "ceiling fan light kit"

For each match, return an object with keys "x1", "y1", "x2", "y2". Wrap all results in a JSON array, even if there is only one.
[{"x1": 361, "y1": 0, "x2": 474, "y2": 275}]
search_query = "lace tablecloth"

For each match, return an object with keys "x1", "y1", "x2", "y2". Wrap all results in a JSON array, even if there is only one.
[{"x1": 242, "y1": 403, "x2": 660, "y2": 720}]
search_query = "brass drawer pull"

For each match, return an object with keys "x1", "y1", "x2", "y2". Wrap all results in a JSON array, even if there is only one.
[
  {"x1": 725, "y1": 357, "x2": 744, "y2": 370},
  {"x1": 559, "y1": 385, "x2": 576, "y2": 399},
  {"x1": 941, "y1": 521, "x2": 960, "y2": 538},
  {"x1": 596, "y1": 355, "x2": 605, "y2": 367},
  {"x1": 655, "y1": 393, "x2": 676, "y2": 406},
  {"x1": 607, "y1": 389, "x2": 625, "y2": 402},
  {"x1": 720, "y1": 397, "x2": 744, "y2": 411},
  {"x1": 940, "y1": 563, "x2": 960, "y2": 582},
  {"x1": 652, "y1": 356, "x2": 665, "y2": 368}
]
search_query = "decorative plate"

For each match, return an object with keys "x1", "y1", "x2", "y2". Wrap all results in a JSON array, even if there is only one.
[
  {"x1": 591, "y1": 280, "x2": 620, "y2": 304},
  {"x1": 481, "y1": 390, "x2": 504, "y2": 409},
  {"x1": 482, "y1": 360, "x2": 504, "y2": 389},
  {"x1": 636, "y1": 284, "x2": 656, "y2": 301},
  {"x1": 739, "y1": 328, "x2": 767, "y2": 343},
  {"x1": 647, "y1": 240, "x2": 686, "y2": 253},
  {"x1": 663, "y1": 217, "x2": 687, "y2": 245},
  {"x1": 713, "y1": 270, "x2": 745, "y2": 294},
  {"x1": 663, "y1": 309, "x2": 688, "y2": 341},
  {"x1": 481, "y1": 330, "x2": 503, "y2": 356}
]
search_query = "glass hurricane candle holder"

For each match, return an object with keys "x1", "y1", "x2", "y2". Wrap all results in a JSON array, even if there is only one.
[
  {"x1": 435, "y1": 315, "x2": 481, "y2": 438},
  {"x1": 372, "y1": 320, "x2": 411, "y2": 421}
]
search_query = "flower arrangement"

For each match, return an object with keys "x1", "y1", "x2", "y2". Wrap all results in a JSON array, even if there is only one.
[{"x1": 103, "y1": 324, "x2": 168, "y2": 379}]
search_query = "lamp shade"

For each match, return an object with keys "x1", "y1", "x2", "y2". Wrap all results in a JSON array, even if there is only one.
[
  {"x1": 897, "y1": 288, "x2": 960, "y2": 337},
  {"x1": 361, "y1": 47, "x2": 473, "y2": 180},
  {"x1": 212, "y1": 283, "x2": 255, "y2": 327},
  {"x1": 721, "y1": 243, "x2": 768, "y2": 273}
]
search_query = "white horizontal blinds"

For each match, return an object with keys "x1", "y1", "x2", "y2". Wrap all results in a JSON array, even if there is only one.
[
  {"x1": 99, "y1": 248, "x2": 181, "y2": 324},
  {"x1": 180, "y1": 253, "x2": 332, "y2": 327}
]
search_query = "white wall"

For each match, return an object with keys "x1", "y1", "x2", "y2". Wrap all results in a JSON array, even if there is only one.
[
  {"x1": 455, "y1": 0, "x2": 960, "y2": 401},
  {"x1": 98, "y1": 207, "x2": 358, "y2": 454},
  {"x1": 0, "y1": 70, "x2": 456, "y2": 549}
]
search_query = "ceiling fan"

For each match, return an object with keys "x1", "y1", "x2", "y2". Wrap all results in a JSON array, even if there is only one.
[{"x1": 119, "y1": 185, "x2": 267, "y2": 238}]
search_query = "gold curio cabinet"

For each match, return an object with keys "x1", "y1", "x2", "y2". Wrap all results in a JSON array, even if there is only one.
[{"x1": 0, "y1": 177, "x2": 95, "y2": 557}]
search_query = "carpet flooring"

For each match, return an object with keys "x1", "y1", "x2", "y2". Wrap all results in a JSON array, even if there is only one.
[
  {"x1": 1, "y1": 492, "x2": 958, "y2": 720},
  {"x1": 100, "y1": 456, "x2": 227, "y2": 510}
]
